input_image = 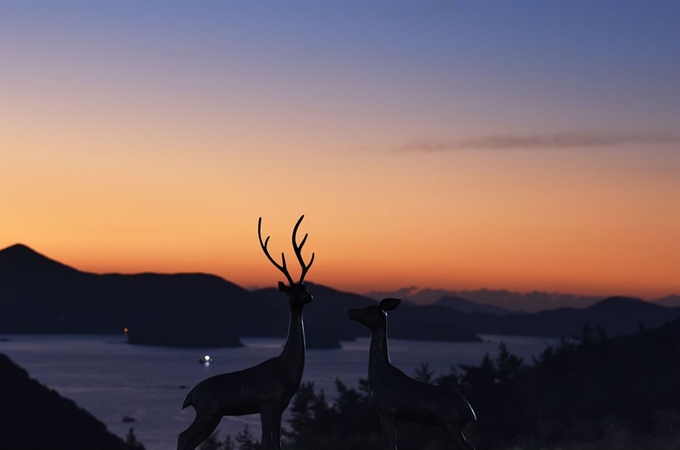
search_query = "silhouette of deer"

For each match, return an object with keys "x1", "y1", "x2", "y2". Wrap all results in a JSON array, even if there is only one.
[
  {"x1": 348, "y1": 298, "x2": 477, "y2": 450},
  {"x1": 178, "y1": 215, "x2": 315, "y2": 450}
]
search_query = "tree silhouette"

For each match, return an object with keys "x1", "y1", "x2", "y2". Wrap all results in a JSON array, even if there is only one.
[{"x1": 217, "y1": 319, "x2": 680, "y2": 449}]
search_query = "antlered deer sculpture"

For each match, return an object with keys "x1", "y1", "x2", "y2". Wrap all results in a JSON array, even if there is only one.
[
  {"x1": 178, "y1": 215, "x2": 315, "y2": 450},
  {"x1": 348, "y1": 298, "x2": 477, "y2": 450}
]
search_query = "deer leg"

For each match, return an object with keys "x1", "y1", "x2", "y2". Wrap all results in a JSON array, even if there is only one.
[
  {"x1": 271, "y1": 408, "x2": 283, "y2": 450},
  {"x1": 443, "y1": 422, "x2": 475, "y2": 450},
  {"x1": 177, "y1": 411, "x2": 222, "y2": 450},
  {"x1": 379, "y1": 414, "x2": 397, "y2": 450},
  {"x1": 260, "y1": 404, "x2": 281, "y2": 450}
]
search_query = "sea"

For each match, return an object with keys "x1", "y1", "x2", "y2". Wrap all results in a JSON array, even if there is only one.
[{"x1": 0, "y1": 334, "x2": 559, "y2": 450}]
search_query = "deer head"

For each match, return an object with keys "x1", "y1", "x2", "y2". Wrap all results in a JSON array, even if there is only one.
[
  {"x1": 348, "y1": 298, "x2": 401, "y2": 330},
  {"x1": 258, "y1": 215, "x2": 315, "y2": 309}
]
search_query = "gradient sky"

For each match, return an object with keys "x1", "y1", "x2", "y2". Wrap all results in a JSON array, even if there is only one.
[{"x1": 1, "y1": 1, "x2": 678, "y2": 299}]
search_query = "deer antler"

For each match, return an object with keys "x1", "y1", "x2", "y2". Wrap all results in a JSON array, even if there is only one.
[
  {"x1": 292, "y1": 215, "x2": 315, "y2": 283},
  {"x1": 258, "y1": 217, "x2": 295, "y2": 286}
]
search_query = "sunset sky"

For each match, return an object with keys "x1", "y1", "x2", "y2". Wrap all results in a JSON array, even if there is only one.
[{"x1": 1, "y1": 1, "x2": 678, "y2": 300}]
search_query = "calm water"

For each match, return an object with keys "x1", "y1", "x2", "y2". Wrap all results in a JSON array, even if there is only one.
[{"x1": 0, "y1": 334, "x2": 558, "y2": 450}]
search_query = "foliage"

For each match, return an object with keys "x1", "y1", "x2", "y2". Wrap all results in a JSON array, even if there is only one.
[
  {"x1": 281, "y1": 378, "x2": 382, "y2": 449},
  {"x1": 235, "y1": 424, "x2": 261, "y2": 450},
  {"x1": 413, "y1": 362, "x2": 435, "y2": 383},
  {"x1": 199, "y1": 427, "x2": 256, "y2": 450},
  {"x1": 220, "y1": 320, "x2": 680, "y2": 449},
  {"x1": 198, "y1": 433, "x2": 221, "y2": 450},
  {"x1": 124, "y1": 428, "x2": 145, "y2": 450}
]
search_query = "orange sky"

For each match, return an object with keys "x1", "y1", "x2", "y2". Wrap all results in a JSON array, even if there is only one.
[{"x1": 1, "y1": 2, "x2": 679, "y2": 300}]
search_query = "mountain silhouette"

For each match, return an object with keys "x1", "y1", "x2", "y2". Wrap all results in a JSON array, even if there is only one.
[
  {"x1": 0, "y1": 243, "x2": 82, "y2": 277},
  {"x1": 655, "y1": 294, "x2": 680, "y2": 307},
  {"x1": 434, "y1": 295, "x2": 514, "y2": 315},
  {"x1": 368, "y1": 287, "x2": 606, "y2": 312},
  {"x1": 0, "y1": 244, "x2": 284, "y2": 341},
  {"x1": 463, "y1": 296, "x2": 680, "y2": 338},
  {"x1": 255, "y1": 282, "x2": 375, "y2": 343},
  {"x1": 2, "y1": 244, "x2": 678, "y2": 343},
  {"x1": 256, "y1": 283, "x2": 483, "y2": 343}
]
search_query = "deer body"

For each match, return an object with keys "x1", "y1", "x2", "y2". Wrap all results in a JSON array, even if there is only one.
[
  {"x1": 349, "y1": 298, "x2": 477, "y2": 450},
  {"x1": 178, "y1": 216, "x2": 314, "y2": 450},
  {"x1": 181, "y1": 303, "x2": 305, "y2": 415}
]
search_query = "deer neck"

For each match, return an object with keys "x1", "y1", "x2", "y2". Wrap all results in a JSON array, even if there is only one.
[
  {"x1": 278, "y1": 306, "x2": 306, "y2": 379},
  {"x1": 368, "y1": 322, "x2": 391, "y2": 378}
]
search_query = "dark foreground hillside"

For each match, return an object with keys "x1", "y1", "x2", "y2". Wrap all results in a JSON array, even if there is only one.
[{"x1": 0, "y1": 353, "x2": 144, "y2": 450}]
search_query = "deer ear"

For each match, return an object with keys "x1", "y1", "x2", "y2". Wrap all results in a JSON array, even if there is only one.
[
  {"x1": 278, "y1": 281, "x2": 290, "y2": 294},
  {"x1": 380, "y1": 298, "x2": 401, "y2": 311}
]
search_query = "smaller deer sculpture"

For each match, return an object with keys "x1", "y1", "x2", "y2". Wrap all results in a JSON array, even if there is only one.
[
  {"x1": 178, "y1": 215, "x2": 315, "y2": 450},
  {"x1": 348, "y1": 298, "x2": 477, "y2": 450}
]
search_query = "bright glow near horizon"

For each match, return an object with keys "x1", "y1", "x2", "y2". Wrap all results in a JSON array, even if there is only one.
[{"x1": 1, "y1": 1, "x2": 678, "y2": 300}]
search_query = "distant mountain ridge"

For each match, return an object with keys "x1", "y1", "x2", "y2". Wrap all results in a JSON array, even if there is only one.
[
  {"x1": 366, "y1": 286, "x2": 676, "y2": 312},
  {"x1": 656, "y1": 294, "x2": 680, "y2": 307},
  {"x1": 2, "y1": 244, "x2": 679, "y2": 344},
  {"x1": 434, "y1": 295, "x2": 514, "y2": 315},
  {"x1": 254, "y1": 283, "x2": 483, "y2": 343},
  {"x1": 466, "y1": 296, "x2": 680, "y2": 338}
]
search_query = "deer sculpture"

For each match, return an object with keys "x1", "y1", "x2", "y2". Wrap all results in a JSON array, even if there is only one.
[
  {"x1": 348, "y1": 298, "x2": 477, "y2": 450},
  {"x1": 178, "y1": 215, "x2": 315, "y2": 450}
]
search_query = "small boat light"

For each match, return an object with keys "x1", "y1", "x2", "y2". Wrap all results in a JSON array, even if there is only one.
[{"x1": 199, "y1": 355, "x2": 214, "y2": 364}]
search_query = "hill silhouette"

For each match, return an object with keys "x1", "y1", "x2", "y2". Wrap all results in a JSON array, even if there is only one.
[
  {"x1": 464, "y1": 295, "x2": 680, "y2": 338},
  {"x1": 2, "y1": 244, "x2": 679, "y2": 344},
  {"x1": 656, "y1": 294, "x2": 680, "y2": 307},
  {"x1": 0, "y1": 243, "x2": 82, "y2": 276},
  {"x1": 255, "y1": 282, "x2": 376, "y2": 345},
  {"x1": 0, "y1": 352, "x2": 142, "y2": 450},
  {"x1": 0, "y1": 244, "x2": 285, "y2": 341},
  {"x1": 255, "y1": 283, "x2": 483, "y2": 343},
  {"x1": 434, "y1": 295, "x2": 514, "y2": 315},
  {"x1": 368, "y1": 287, "x2": 607, "y2": 312}
]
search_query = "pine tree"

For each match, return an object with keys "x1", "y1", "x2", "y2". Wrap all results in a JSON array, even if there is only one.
[
  {"x1": 198, "y1": 432, "x2": 222, "y2": 450},
  {"x1": 124, "y1": 427, "x2": 145, "y2": 450},
  {"x1": 222, "y1": 434, "x2": 235, "y2": 450},
  {"x1": 235, "y1": 424, "x2": 261, "y2": 450},
  {"x1": 413, "y1": 362, "x2": 434, "y2": 383}
]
